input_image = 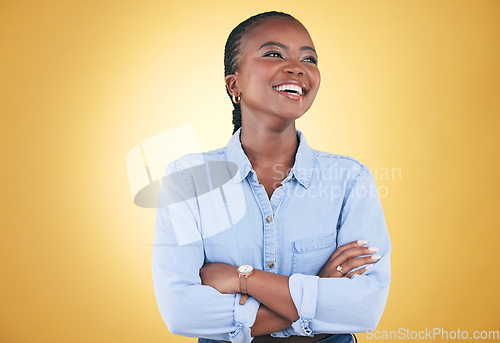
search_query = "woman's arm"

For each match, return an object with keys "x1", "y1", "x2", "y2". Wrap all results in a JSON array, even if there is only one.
[
  {"x1": 201, "y1": 241, "x2": 378, "y2": 332},
  {"x1": 153, "y1": 160, "x2": 260, "y2": 343},
  {"x1": 250, "y1": 305, "x2": 292, "y2": 337},
  {"x1": 251, "y1": 242, "x2": 378, "y2": 337},
  {"x1": 201, "y1": 166, "x2": 390, "y2": 336}
]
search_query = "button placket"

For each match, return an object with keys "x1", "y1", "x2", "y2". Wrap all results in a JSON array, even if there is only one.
[
  {"x1": 248, "y1": 177, "x2": 276, "y2": 274},
  {"x1": 263, "y1": 211, "x2": 275, "y2": 272}
]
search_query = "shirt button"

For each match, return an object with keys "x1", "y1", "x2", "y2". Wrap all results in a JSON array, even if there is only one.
[
  {"x1": 267, "y1": 261, "x2": 274, "y2": 268},
  {"x1": 266, "y1": 216, "x2": 272, "y2": 223}
]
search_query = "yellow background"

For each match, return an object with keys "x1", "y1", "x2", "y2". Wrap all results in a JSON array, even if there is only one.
[{"x1": 1, "y1": 0, "x2": 499, "y2": 342}]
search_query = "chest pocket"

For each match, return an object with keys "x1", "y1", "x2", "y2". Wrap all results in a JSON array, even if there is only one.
[{"x1": 292, "y1": 232, "x2": 337, "y2": 275}]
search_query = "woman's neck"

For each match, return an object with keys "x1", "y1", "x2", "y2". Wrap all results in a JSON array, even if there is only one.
[{"x1": 240, "y1": 124, "x2": 298, "y2": 171}]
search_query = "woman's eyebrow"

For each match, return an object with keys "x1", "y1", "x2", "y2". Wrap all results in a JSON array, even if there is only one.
[{"x1": 258, "y1": 41, "x2": 317, "y2": 55}]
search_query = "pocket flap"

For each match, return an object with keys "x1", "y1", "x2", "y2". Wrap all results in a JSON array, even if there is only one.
[{"x1": 293, "y1": 232, "x2": 337, "y2": 253}]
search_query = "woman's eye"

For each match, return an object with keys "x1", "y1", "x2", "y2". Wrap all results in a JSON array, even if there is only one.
[
  {"x1": 303, "y1": 56, "x2": 318, "y2": 64},
  {"x1": 264, "y1": 51, "x2": 283, "y2": 58}
]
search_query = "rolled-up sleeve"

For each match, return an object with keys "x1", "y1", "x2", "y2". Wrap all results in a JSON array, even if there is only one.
[
  {"x1": 152, "y1": 161, "x2": 260, "y2": 342},
  {"x1": 288, "y1": 165, "x2": 391, "y2": 334}
]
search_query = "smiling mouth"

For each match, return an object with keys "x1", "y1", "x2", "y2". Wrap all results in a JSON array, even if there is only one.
[
  {"x1": 272, "y1": 84, "x2": 306, "y2": 101},
  {"x1": 272, "y1": 84, "x2": 305, "y2": 96}
]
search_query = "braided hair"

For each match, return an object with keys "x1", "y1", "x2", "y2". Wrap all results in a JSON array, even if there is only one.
[{"x1": 224, "y1": 11, "x2": 300, "y2": 134}]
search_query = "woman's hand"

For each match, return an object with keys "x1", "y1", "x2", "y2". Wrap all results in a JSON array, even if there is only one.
[
  {"x1": 200, "y1": 262, "x2": 239, "y2": 294},
  {"x1": 318, "y1": 240, "x2": 380, "y2": 278}
]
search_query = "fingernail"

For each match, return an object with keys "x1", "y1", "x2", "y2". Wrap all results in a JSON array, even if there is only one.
[
  {"x1": 368, "y1": 247, "x2": 379, "y2": 252},
  {"x1": 357, "y1": 240, "x2": 368, "y2": 245},
  {"x1": 371, "y1": 255, "x2": 381, "y2": 260},
  {"x1": 365, "y1": 265, "x2": 373, "y2": 270}
]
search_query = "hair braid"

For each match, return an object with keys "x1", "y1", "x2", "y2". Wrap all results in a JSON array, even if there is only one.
[{"x1": 224, "y1": 11, "x2": 299, "y2": 134}]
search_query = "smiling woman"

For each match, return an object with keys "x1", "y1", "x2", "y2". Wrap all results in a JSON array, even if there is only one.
[
  {"x1": 152, "y1": 11, "x2": 391, "y2": 343},
  {"x1": 224, "y1": 13, "x2": 320, "y2": 139}
]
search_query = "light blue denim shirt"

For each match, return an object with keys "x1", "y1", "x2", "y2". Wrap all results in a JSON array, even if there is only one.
[{"x1": 152, "y1": 128, "x2": 391, "y2": 343}]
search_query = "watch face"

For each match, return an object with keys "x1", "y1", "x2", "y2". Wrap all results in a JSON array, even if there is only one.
[{"x1": 238, "y1": 265, "x2": 253, "y2": 274}]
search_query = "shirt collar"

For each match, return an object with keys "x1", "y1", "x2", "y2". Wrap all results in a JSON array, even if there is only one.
[{"x1": 224, "y1": 128, "x2": 315, "y2": 188}]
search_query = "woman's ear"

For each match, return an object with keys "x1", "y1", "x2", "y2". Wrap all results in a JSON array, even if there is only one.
[{"x1": 225, "y1": 74, "x2": 240, "y2": 95}]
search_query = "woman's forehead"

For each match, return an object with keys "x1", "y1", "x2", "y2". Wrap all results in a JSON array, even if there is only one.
[{"x1": 245, "y1": 17, "x2": 314, "y2": 48}]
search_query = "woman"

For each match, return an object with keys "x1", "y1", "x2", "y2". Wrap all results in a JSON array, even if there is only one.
[{"x1": 153, "y1": 11, "x2": 391, "y2": 343}]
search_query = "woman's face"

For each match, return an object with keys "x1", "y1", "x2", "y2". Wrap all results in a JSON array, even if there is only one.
[{"x1": 228, "y1": 17, "x2": 321, "y2": 128}]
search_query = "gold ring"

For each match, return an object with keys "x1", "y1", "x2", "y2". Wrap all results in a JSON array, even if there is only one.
[{"x1": 336, "y1": 265, "x2": 344, "y2": 275}]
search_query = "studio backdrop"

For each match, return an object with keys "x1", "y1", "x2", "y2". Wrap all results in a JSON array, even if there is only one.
[{"x1": 1, "y1": 1, "x2": 499, "y2": 342}]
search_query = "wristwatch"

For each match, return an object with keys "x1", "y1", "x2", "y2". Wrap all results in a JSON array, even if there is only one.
[{"x1": 237, "y1": 264, "x2": 254, "y2": 305}]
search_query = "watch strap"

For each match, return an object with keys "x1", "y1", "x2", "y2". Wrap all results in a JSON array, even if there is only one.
[
  {"x1": 237, "y1": 265, "x2": 254, "y2": 305},
  {"x1": 239, "y1": 274, "x2": 248, "y2": 294},
  {"x1": 239, "y1": 294, "x2": 248, "y2": 305}
]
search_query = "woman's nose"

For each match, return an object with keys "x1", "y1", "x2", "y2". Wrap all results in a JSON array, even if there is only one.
[{"x1": 282, "y1": 61, "x2": 304, "y2": 76}]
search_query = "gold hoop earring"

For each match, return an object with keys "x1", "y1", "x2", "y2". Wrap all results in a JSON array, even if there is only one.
[{"x1": 232, "y1": 94, "x2": 241, "y2": 104}]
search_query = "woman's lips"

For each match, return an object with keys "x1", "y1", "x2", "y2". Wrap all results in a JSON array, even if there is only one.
[
  {"x1": 272, "y1": 81, "x2": 307, "y2": 101},
  {"x1": 273, "y1": 88, "x2": 305, "y2": 101}
]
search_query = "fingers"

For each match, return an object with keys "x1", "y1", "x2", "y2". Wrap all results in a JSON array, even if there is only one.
[
  {"x1": 339, "y1": 254, "x2": 381, "y2": 277},
  {"x1": 336, "y1": 246, "x2": 379, "y2": 265},
  {"x1": 327, "y1": 240, "x2": 368, "y2": 262},
  {"x1": 319, "y1": 240, "x2": 381, "y2": 278},
  {"x1": 345, "y1": 264, "x2": 373, "y2": 278}
]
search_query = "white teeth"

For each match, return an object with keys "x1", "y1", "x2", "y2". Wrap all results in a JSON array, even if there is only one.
[{"x1": 273, "y1": 84, "x2": 304, "y2": 95}]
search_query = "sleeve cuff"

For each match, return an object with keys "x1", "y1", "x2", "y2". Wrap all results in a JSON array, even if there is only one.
[
  {"x1": 288, "y1": 274, "x2": 319, "y2": 336},
  {"x1": 229, "y1": 294, "x2": 260, "y2": 343},
  {"x1": 270, "y1": 327, "x2": 294, "y2": 337}
]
